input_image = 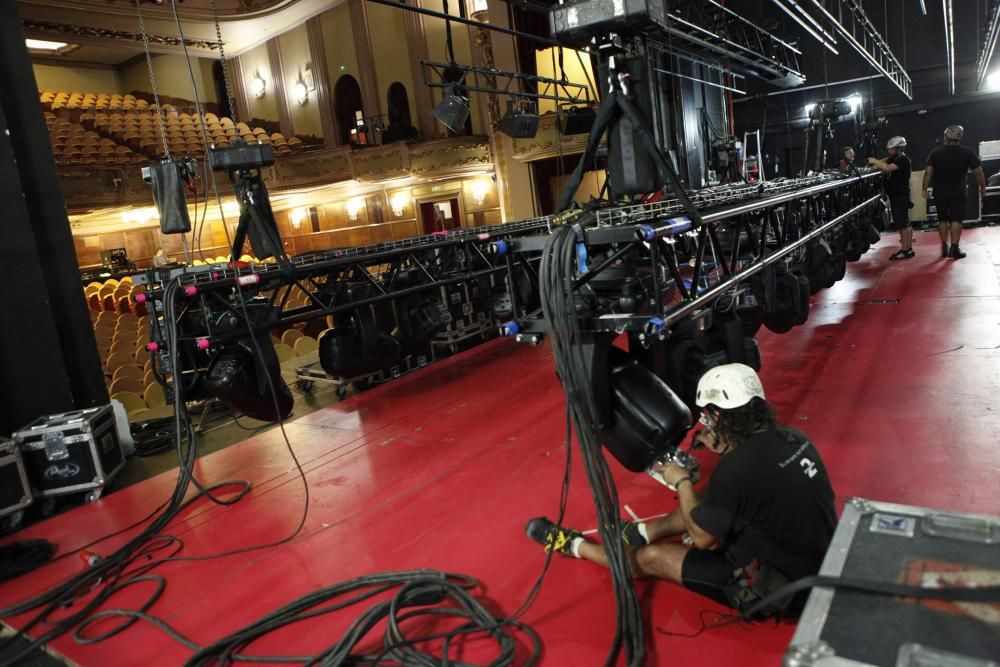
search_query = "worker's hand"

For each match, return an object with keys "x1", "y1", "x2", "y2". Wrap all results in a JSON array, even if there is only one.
[
  {"x1": 867, "y1": 157, "x2": 879, "y2": 165},
  {"x1": 922, "y1": 189, "x2": 930, "y2": 200},
  {"x1": 692, "y1": 428, "x2": 718, "y2": 451},
  {"x1": 654, "y1": 462, "x2": 691, "y2": 488}
]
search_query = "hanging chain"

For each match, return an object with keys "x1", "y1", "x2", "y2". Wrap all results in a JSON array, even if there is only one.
[
  {"x1": 134, "y1": 0, "x2": 171, "y2": 158},
  {"x1": 210, "y1": 0, "x2": 239, "y2": 124}
]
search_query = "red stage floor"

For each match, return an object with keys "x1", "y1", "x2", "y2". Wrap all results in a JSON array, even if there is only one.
[{"x1": 3, "y1": 228, "x2": 1000, "y2": 665}]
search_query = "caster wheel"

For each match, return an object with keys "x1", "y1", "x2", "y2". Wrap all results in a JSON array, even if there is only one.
[
  {"x1": 336, "y1": 385, "x2": 347, "y2": 399},
  {"x1": 298, "y1": 380, "x2": 314, "y2": 393},
  {"x1": 40, "y1": 498, "x2": 57, "y2": 517},
  {"x1": 84, "y1": 490, "x2": 102, "y2": 504}
]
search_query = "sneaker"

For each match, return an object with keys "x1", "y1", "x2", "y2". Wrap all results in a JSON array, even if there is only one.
[
  {"x1": 941, "y1": 242, "x2": 950, "y2": 258},
  {"x1": 889, "y1": 249, "x2": 908, "y2": 261},
  {"x1": 949, "y1": 245, "x2": 966, "y2": 259},
  {"x1": 902, "y1": 249, "x2": 915, "y2": 259},
  {"x1": 525, "y1": 517, "x2": 582, "y2": 556},
  {"x1": 621, "y1": 520, "x2": 648, "y2": 546}
]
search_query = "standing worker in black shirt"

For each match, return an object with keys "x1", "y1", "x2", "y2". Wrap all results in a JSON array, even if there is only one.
[
  {"x1": 525, "y1": 364, "x2": 837, "y2": 615},
  {"x1": 868, "y1": 136, "x2": 914, "y2": 260},
  {"x1": 923, "y1": 125, "x2": 987, "y2": 259}
]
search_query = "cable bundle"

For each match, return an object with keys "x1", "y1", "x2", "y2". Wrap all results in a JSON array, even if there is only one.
[{"x1": 539, "y1": 224, "x2": 645, "y2": 666}]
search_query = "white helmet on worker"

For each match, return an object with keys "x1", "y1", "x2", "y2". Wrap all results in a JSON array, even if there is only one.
[
  {"x1": 886, "y1": 136, "x2": 907, "y2": 149},
  {"x1": 944, "y1": 125, "x2": 964, "y2": 141},
  {"x1": 695, "y1": 363, "x2": 766, "y2": 410}
]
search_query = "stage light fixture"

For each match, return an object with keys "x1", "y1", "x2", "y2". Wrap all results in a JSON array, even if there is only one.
[
  {"x1": 496, "y1": 101, "x2": 540, "y2": 139},
  {"x1": 559, "y1": 105, "x2": 597, "y2": 135},
  {"x1": 987, "y1": 71, "x2": 1000, "y2": 90},
  {"x1": 432, "y1": 85, "x2": 470, "y2": 132}
]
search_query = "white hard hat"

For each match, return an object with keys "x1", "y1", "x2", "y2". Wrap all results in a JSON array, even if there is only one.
[
  {"x1": 695, "y1": 363, "x2": 766, "y2": 410},
  {"x1": 886, "y1": 136, "x2": 907, "y2": 149},
  {"x1": 944, "y1": 125, "x2": 964, "y2": 140}
]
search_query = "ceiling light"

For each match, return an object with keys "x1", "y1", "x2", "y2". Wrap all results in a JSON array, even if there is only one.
[
  {"x1": 432, "y1": 85, "x2": 470, "y2": 132},
  {"x1": 26, "y1": 39, "x2": 69, "y2": 51}
]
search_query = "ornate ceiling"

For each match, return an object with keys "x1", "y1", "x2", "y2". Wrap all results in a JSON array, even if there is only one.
[{"x1": 18, "y1": 0, "x2": 338, "y2": 60}]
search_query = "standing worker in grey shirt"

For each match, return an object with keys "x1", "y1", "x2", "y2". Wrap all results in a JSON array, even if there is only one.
[{"x1": 922, "y1": 125, "x2": 988, "y2": 259}]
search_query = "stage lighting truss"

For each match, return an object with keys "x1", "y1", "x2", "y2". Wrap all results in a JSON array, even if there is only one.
[
  {"x1": 660, "y1": 0, "x2": 806, "y2": 87},
  {"x1": 134, "y1": 216, "x2": 551, "y2": 355},
  {"x1": 421, "y1": 60, "x2": 593, "y2": 106},
  {"x1": 135, "y1": 172, "x2": 883, "y2": 375},
  {"x1": 494, "y1": 170, "x2": 884, "y2": 337}
]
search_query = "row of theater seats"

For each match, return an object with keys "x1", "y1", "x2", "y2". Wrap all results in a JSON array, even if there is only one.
[
  {"x1": 46, "y1": 113, "x2": 144, "y2": 166},
  {"x1": 42, "y1": 90, "x2": 306, "y2": 166},
  {"x1": 85, "y1": 277, "x2": 148, "y2": 316},
  {"x1": 41, "y1": 91, "x2": 151, "y2": 112}
]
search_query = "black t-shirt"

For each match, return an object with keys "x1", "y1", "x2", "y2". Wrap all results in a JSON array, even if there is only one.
[
  {"x1": 690, "y1": 426, "x2": 837, "y2": 581},
  {"x1": 886, "y1": 154, "x2": 911, "y2": 198},
  {"x1": 927, "y1": 144, "x2": 982, "y2": 195}
]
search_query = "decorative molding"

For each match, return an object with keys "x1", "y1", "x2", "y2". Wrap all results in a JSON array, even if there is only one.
[
  {"x1": 408, "y1": 137, "x2": 492, "y2": 178},
  {"x1": 21, "y1": 0, "x2": 296, "y2": 21},
  {"x1": 348, "y1": 0, "x2": 381, "y2": 120},
  {"x1": 267, "y1": 147, "x2": 353, "y2": 190},
  {"x1": 511, "y1": 113, "x2": 591, "y2": 162},
  {"x1": 306, "y1": 16, "x2": 337, "y2": 147},
  {"x1": 22, "y1": 19, "x2": 222, "y2": 51},
  {"x1": 351, "y1": 144, "x2": 411, "y2": 182},
  {"x1": 266, "y1": 38, "x2": 293, "y2": 136},
  {"x1": 30, "y1": 56, "x2": 118, "y2": 71},
  {"x1": 57, "y1": 138, "x2": 495, "y2": 212}
]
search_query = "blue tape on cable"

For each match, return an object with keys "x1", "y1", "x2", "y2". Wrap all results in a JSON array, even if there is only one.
[
  {"x1": 576, "y1": 243, "x2": 589, "y2": 274},
  {"x1": 493, "y1": 240, "x2": 509, "y2": 256}
]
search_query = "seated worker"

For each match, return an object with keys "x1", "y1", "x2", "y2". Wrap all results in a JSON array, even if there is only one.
[
  {"x1": 838, "y1": 146, "x2": 856, "y2": 171},
  {"x1": 526, "y1": 364, "x2": 837, "y2": 614}
]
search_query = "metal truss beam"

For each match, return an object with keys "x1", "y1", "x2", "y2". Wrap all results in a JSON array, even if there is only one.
[
  {"x1": 977, "y1": 0, "x2": 1000, "y2": 89},
  {"x1": 809, "y1": 0, "x2": 913, "y2": 99},
  {"x1": 499, "y1": 171, "x2": 883, "y2": 337},
  {"x1": 421, "y1": 60, "x2": 592, "y2": 105},
  {"x1": 655, "y1": 0, "x2": 806, "y2": 87}
]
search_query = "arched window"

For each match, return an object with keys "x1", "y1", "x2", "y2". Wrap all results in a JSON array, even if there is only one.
[
  {"x1": 386, "y1": 82, "x2": 411, "y2": 128},
  {"x1": 333, "y1": 74, "x2": 363, "y2": 145}
]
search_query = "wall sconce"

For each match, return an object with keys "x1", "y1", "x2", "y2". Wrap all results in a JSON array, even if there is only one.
[
  {"x1": 119, "y1": 207, "x2": 158, "y2": 224},
  {"x1": 346, "y1": 198, "x2": 364, "y2": 222},
  {"x1": 293, "y1": 81, "x2": 308, "y2": 106},
  {"x1": 251, "y1": 75, "x2": 266, "y2": 99},
  {"x1": 466, "y1": 0, "x2": 489, "y2": 22},
  {"x1": 470, "y1": 180, "x2": 490, "y2": 206},
  {"x1": 389, "y1": 192, "x2": 409, "y2": 217},
  {"x1": 289, "y1": 207, "x2": 307, "y2": 229}
]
